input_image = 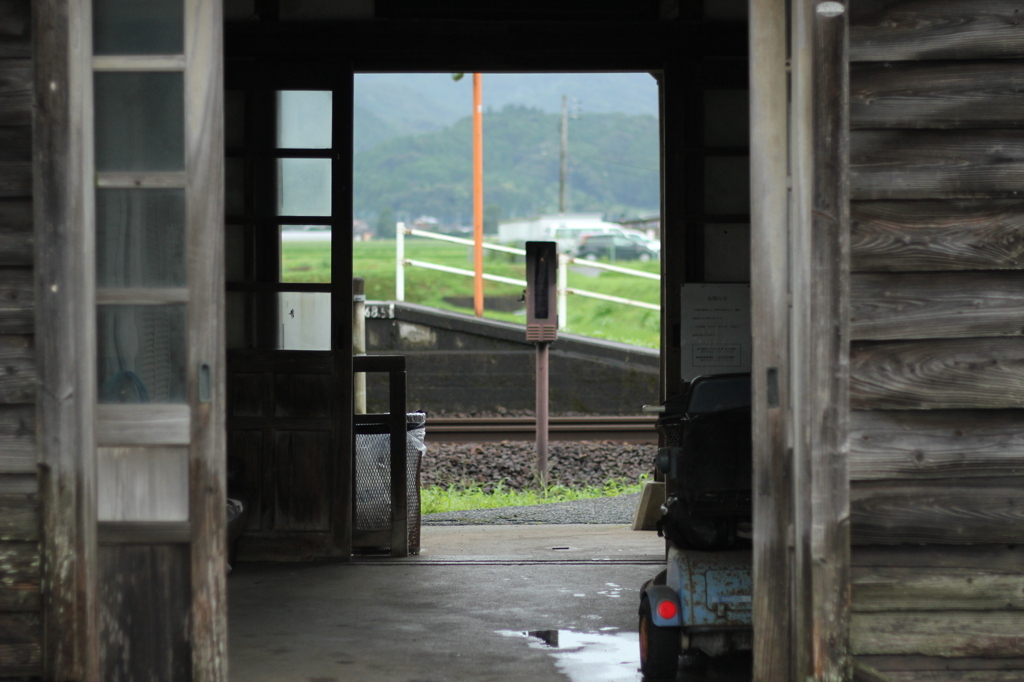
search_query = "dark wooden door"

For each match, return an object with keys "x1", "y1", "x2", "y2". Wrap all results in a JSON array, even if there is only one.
[
  {"x1": 222, "y1": 74, "x2": 354, "y2": 560},
  {"x1": 227, "y1": 351, "x2": 340, "y2": 559}
]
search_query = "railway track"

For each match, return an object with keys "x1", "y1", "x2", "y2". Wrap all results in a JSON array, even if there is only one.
[{"x1": 425, "y1": 415, "x2": 658, "y2": 443}]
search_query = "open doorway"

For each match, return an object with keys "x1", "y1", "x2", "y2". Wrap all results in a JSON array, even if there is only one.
[
  {"x1": 222, "y1": 7, "x2": 756, "y2": 682},
  {"x1": 351, "y1": 72, "x2": 664, "y2": 511}
]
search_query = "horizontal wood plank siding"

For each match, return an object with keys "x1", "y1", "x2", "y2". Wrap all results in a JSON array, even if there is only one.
[
  {"x1": 884, "y1": 667, "x2": 1019, "y2": 675},
  {"x1": 0, "y1": 2, "x2": 36, "y2": 676},
  {"x1": 852, "y1": 612, "x2": 1024, "y2": 656},
  {"x1": 0, "y1": 543, "x2": 38, "y2": 612},
  {"x1": 850, "y1": 409, "x2": 1024, "y2": 480},
  {"x1": 850, "y1": 1, "x2": 1024, "y2": 62},
  {"x1": 0, "y1": 199, "x2": 29, "y2": 267},
  {"x1": 850, "y1": 338, "x2": 1024, "y2": 410},
  {"x1": 0, "y1": 336, "x2": 30, "y2": 406},
  {"x1": 0, "y1": 60, "x2": 29, "y2": 127},
  {"x1": 850, "y1": 3, "x2": 1024, "y2": 671},
  {"x1": 851, "y1": 200, "x2": 1024, "y2": 273},
  {"x1": 0, "y1": 271, "x2": 30, "y2": 335},
  {"x1": 0, "y1": 405, "x2": 32, "y2": 474},
  {"x1": 851, "y1": 478, "x2": 1024, "y2": 545},
  {"x1": 0, "y1": 612, "x2": 40, "y2": 676},
  {"x1": 851, "y1": 130, "x2": 1024, "y2": 200},
  {"x1": 851, "y1": 272, "x2": 1024, "y2": 340},
  {"x1": 858, "y1": 653, "x2": 1024, "y2": 680},
  {"x1": 851, "y1": 60, "x2": 1024, "y2": 130},
  {"x1": 853, "y1": 566, "x2": 1024, "y2": 611},
  {"x1": 0, "y1": 3, "x2": 28, "y2": 61}
]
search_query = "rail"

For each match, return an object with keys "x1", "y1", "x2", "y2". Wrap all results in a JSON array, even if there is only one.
[
  {"x1": 425, "y1": 415, "x2": 658, "y2": 443},
  {"x1": 395, "y1": 222, "x2": 660, "y2": 328}
]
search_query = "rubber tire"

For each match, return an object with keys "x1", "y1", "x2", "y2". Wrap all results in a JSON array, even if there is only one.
[
  {"x1": 639, "y1": 252, "x2": 652, "y2": 262},
  {"x1": 584, "y1": 253, "x2": 598, "y2": 261},
  {"x1": 639, "y1": 597, "x2": 681, "y2": 680}
]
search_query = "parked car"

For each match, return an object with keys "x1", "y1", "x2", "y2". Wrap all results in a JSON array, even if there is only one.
[
  {"x1": 575, "y1": 233, "x2": 659, "y2": 261},
  {"x1": 621, "y1": 228, "x2": 661, "y2": 253}
]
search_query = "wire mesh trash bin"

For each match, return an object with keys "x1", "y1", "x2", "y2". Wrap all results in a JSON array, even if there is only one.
[{"x1": 354, "y1": 412, "x2": 426, "y2": 554}]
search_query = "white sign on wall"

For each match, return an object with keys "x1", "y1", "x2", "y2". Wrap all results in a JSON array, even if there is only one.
[{"x1": 680, "y1": 283, "x2": 751, "y2": 382}]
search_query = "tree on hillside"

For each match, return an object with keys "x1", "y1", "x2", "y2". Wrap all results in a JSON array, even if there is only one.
[
  {"x1": 376, "y1": 206, "x2": 396, "y2": 238},
  {"x1": 484, "y1": 204, "x2": 501, "y2": 234}
]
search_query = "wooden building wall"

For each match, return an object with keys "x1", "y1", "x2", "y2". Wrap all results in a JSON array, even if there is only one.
[
  {"x1": 848, "y1": 1, "x2": 1024, "y2": 678},
  {"x1": 0, "y1": 1, "x2": 38, "y2": 679}
]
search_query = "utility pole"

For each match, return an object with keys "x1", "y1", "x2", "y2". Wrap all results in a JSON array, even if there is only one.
[
  {"x1": 559, "y1": 94, "x2": 568, "y2": 213},
  {"x1": 473, "y1": 73, "x2": 484, "y2": 317}
]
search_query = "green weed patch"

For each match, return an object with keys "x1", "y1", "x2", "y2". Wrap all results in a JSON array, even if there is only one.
[{"x1": 420, "y1": 477, "x2": 646, "y2": 515}]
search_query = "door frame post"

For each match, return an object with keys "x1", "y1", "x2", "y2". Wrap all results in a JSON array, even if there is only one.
[
  {"x1": 34, "y1": 0, "x2": 100, "y2": 677},
  {"x1": 750, "y1": 0, "x2": 852, "y2": 679},
  {"x1": 790, "y1": 0, "x2": 853, "y2": 679},
  {"x1": 749, "y1": 0, "x2": 793, "y2": 678}
]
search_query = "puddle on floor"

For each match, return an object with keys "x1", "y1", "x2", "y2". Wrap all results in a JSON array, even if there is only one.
[{"x1": 495, "y1": 628, "x2": 642, "y2": 682}]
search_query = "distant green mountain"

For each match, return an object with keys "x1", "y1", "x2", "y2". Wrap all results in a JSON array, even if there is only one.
[
  {"x1": 353, "y1": 105, "x2": 401, "y2": 153},
  {"x1": 354, "y1": 73, "x2": 659, "y2": 141},
  {"x1": 355, "y1": 80, "x2": 464, "y2": 139},
  {"x1": 353, "y1": 105, "x2": 659, "y2": 226}
]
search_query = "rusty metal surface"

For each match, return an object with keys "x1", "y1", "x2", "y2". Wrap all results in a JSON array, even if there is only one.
[
  {"x1": 425, "y1": 416, "x2": 658, "y2": 443},
  {"x1": 666, "y1": 547, "x2": 754, "y2": 629}
]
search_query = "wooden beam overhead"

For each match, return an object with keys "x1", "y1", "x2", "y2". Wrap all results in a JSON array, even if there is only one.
[{"x1": 224, "y1": 19, "x2": 747, "y2": 74}]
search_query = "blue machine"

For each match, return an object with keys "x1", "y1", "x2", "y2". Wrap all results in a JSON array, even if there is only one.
[
  {"x1": 641, "y1": 548, "x2": 753, "y2": 675},
  {"x1": 648, "y1": 548, "x2": 752, "y2": 630},
  {"x1": 638, "y1": 374, "x2": 753, "y2": 679}
]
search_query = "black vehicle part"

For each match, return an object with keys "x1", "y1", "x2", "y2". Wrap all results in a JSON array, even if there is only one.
[
  {"x1": 676, "y1": 406, "x2": 752, "y2": 517},
  {"x1": 655, "y1": 374, "x2": 753, "y2": 550},
  {"x1": 639, "y1": 596, "x2": 681, "y2": 680},
  {"x1": 657, "y1": 496, "x2": 749, "y2": 550}
]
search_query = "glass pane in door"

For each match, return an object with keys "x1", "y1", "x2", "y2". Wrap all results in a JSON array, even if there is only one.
[
  {"x1": 97, "y1": 304, "x2": 187, "y2": 403},
  {"x1": 97, "y1": 189, "x2": 186, "y2": 287},
  {"x1": 93, "y1": 0, "x2": 183, "y2": 55},
  {"x1": 277, "y1": 91, "x2": 332, "y2": 149},
  {"x1": 95, "y1": 72, "x2": 185, "y2": 171},
  {"x1": 277, "y1": 158, "x2": 331, "y2": 216}
]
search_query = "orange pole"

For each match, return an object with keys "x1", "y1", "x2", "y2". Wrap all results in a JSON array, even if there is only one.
[{"x1": 473, "y1": 73, "x2": 484, "y2": 317}]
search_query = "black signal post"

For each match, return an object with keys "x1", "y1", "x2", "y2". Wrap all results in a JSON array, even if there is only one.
[{"x1": 525, "y1": 242, "x2": 559, "y2": 486}]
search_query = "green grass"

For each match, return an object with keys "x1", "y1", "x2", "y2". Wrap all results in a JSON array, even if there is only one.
[
  {"x1": 420, "y1": 477, "x2": 648, "y2": 515},
  {"x1": 283, "y1": 238, "x2": 661, "y2": 348}
]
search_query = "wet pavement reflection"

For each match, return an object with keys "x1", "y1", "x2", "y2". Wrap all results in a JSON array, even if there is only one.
[
  {"x1": 496, "y1": 629, "x2": 642, "y2": 682},
  {"x1": 494, "y1": 629, "x2": 752, "y2": 682}
]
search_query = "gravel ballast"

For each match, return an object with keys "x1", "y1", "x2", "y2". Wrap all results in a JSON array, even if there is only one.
[
  {"x1": 419, "y1": 440, "x2": 655, "y2": 526},
  {"x1": 421, "y1": 440, "x2": 656, "y2": 492}
]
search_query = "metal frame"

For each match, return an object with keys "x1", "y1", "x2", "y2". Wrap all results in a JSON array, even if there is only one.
[{"x1": 352, "y1": 354, "x2": 408, "y2": 557}]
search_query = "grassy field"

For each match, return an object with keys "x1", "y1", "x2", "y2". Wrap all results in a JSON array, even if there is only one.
[
  {"x1": 420, "y1": 477, "x2": 646, "y2": 514},
  {"x1": 283, "y1": 238, "x2": 661, "y2": 348}
]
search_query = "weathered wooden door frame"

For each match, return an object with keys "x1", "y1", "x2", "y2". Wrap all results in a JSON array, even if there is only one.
[
  {"x1": 34, "y1": 0, "x2": 228, "y2": 679},
  {"x1": 750, "y1": 0, "x2": 851, "y2": 680}
]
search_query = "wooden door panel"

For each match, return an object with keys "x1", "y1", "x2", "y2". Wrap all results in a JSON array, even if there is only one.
[
  {"x1": 273, "y1": 372, "x2": 332, "y2": 418},
  {"x1": 227, "y1": 351, "x2": 337, "y2": 554},
  {"x1": 97, "y1": 446, "x2": 189, "y2": 521},
  {"x1": 273, "y1": 430, "x2": 332, "y2": 531},
  {"x1": 228, "y1": 372, "x2": 265, "y2": 417},
  {"x1": 98, "y1": 544, "x2": 191, "y2": 682}
]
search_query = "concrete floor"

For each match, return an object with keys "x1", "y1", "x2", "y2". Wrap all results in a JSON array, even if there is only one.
[{"x1": 228, "y1": 525, "x2": 751, "y2": 682}]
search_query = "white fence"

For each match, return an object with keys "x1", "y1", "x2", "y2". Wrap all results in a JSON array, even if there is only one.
[{"x1": 395, "y1": 222, "x2": 660, "y2": 329}]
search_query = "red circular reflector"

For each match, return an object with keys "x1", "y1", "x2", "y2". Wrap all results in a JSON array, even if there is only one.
[{"x1": 657, "y1": 600, "x2": 677, "y2": 620}]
